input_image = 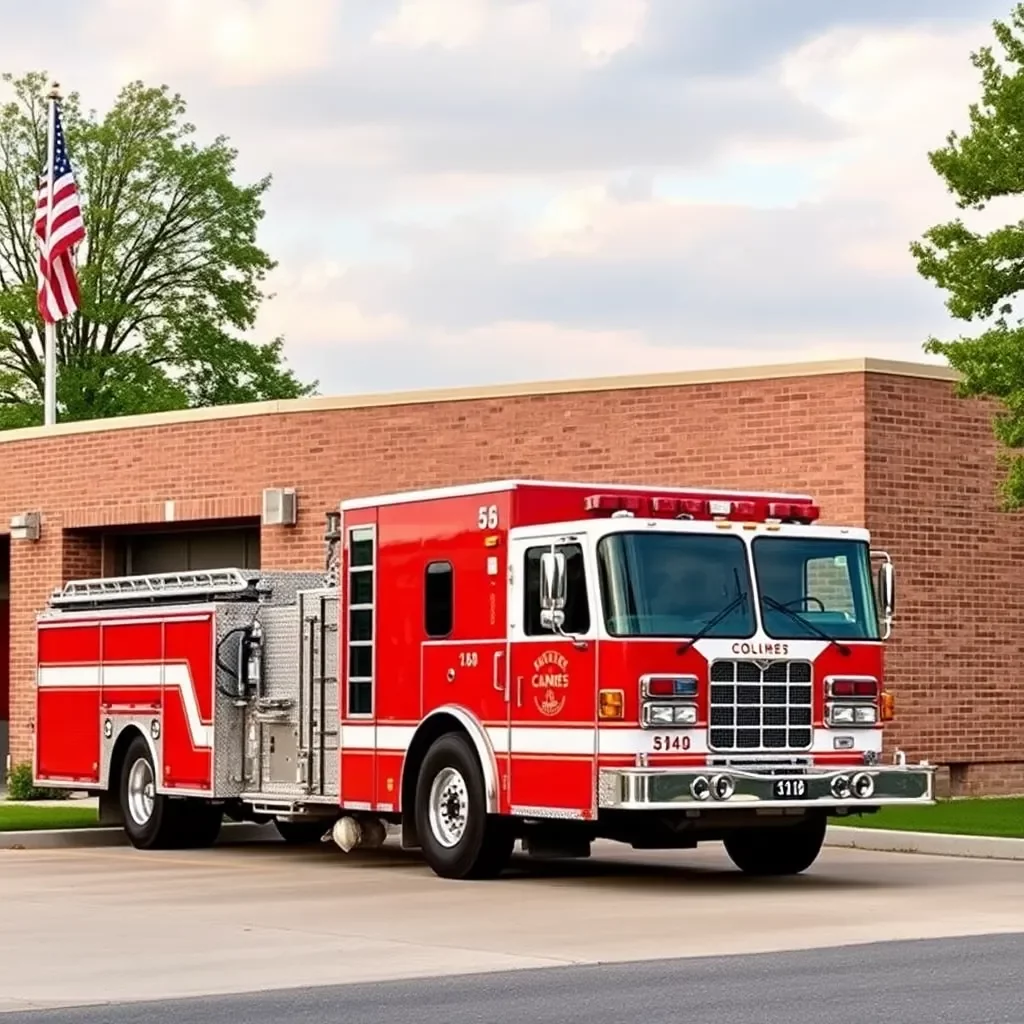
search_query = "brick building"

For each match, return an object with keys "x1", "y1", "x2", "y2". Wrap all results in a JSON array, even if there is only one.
[{"x1": 0, "y1": 355, "x2": 1021, "y2": 796}]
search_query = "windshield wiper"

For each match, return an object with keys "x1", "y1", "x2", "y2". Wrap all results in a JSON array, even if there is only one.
[
  {"x1": 761, "y1": 594, "x2": 850, "y2": 657},
  {"x1": 677, "y1": 591, "x2": 748, "y2": 655}
]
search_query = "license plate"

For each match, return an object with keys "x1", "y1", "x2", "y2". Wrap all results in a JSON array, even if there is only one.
[{"x1": 773, "y1": 778, "x2": 808, "y2": 799}]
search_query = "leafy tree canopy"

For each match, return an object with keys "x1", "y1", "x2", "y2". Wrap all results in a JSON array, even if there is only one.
[
  {"x1": 911, "y1": 4, "x2": 1024, "y2": 508},
  {"x1": 0, "y1": 70, "x2": 316, "y2": 428}
]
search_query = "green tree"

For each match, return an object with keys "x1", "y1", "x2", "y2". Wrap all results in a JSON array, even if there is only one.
[
  {"x1": 0, "y1": 71, "x2": 315, "y2": 427},
  {"x1": 910, "y1": 4, "x2": 1024, "y2": 508}
]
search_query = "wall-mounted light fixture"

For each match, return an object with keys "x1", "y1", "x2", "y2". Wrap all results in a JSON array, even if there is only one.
[
  {"x1": 10, "y1": 511, "x2": 41, "y2": 541},
  {"x1": 262, "y1": 487, "x2": 297, "y2": 526}
]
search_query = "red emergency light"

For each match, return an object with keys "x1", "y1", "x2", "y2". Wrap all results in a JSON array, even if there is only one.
[
  {"x1": 649, "y1": 496, "x2": 706, "y2": 518},
  {"x1": 583, "y1": 493, "x2": 651, "y2": 516},
  {"x1": 829, "y1": 678, "x2": 878, "y2": 698},
  {"x1": 767, "y1": 501, "x2": 820, "y2": 524}
]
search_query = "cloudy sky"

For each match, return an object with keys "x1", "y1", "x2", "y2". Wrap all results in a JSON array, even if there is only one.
[{"x1": 0, "y1": 0, "x2": 1013, "y2": 395}]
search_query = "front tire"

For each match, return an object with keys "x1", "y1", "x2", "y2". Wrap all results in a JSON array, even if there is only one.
[
  {"x1": 414, "y1": 732, "x2": 513, "y2": 880},
  {"x1": 722, "y1": 813, "x2": 827, "y2": 876}
]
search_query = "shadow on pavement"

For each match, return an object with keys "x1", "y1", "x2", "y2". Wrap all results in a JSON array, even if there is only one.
[{"x1": 204, "y1": 832, "x2": 920, "y2": 893}]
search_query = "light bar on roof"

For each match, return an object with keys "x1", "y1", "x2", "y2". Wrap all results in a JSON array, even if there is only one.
[{"x1": 582, "y1": 491, "x2": 822, "y2": 524}]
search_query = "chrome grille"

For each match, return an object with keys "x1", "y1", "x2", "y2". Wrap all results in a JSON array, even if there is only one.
[{"x1": 708, "y1": 659, "x2": 813, "y2": 751}]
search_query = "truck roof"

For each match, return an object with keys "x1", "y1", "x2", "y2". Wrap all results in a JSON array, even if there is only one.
[{"x1": 340, "y1": 478, "x2": 814, "y2": 511}]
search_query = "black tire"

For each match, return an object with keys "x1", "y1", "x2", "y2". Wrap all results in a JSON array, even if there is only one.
[
  {"x1": 275, "y1": 819, "x2": 330, "y2": 845},
  {"x1": 118, "y1": 734, "x2": 180, "y2": 850},
  {"x1": 414, "y1": 732, "x2": 514, "y2": 880},
  {"x1": 722, "y1": 813, "x2": 827, "y2": 876},
  {"x1": 175, "y1": 800, "x2": 223, "y2": 849}
]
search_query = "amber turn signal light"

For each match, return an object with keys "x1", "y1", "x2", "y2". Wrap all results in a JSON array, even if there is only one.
[
  {"x1": 880, "y1": 691, "x2": 895, "y2": 721},
  {"x1": 599, "y1": 689, "x2": 624, "y2": 719}
]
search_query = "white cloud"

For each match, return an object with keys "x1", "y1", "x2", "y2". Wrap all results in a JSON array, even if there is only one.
[
  {"x1": 257, "y1": 262, "x2": 407, "y2": 351},
  {"x1": 373, "y1": 0, "x2": 488, "y2": 49},
  {"x1": 580, "y1": 0, "x2": 649, "y2": 61},
  {"x1": 94, "y1": 0, "x2": 338, "y2": 87},
  {"x1": 780, "y1": 23, "x2": 986, "y2": 207}
]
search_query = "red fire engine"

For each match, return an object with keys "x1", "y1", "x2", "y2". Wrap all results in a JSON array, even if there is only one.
[{"x1": 32, "y1": 479, "x2": 934, "y2": 879}]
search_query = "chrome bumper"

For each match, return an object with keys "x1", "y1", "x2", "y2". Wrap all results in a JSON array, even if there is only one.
[{"x1": 598, "y1": 754, "x2": 935, "y2": 811}]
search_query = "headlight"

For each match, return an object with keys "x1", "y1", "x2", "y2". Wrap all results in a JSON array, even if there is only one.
[
  {"x1": 830, "y1": 705, "x2": 855, "y2": 725},
  {"x1": 851, "y1": 772, "x2": 875, "y2": 798},
  {"x1": 831, "y1": 774, "x2": 851, "y2": 798},
  {"x1": 673, "y1": 705, "x2": 697, "y2": 725},
  {"x1": 644, "y1": 703, "x2": 697, "y2": 727},
  {"x1": 828, "y1": 703, "x2": 878, "y2": 726}
]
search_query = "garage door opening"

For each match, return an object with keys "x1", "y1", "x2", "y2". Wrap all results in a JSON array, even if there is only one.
[{"x1": 107, "y1": 521, "x2": 261, "y2": 577}]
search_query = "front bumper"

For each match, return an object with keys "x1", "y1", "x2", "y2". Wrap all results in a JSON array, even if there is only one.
[{"x1": 598, "y1": 753, "x2": 935, "y2": 812}]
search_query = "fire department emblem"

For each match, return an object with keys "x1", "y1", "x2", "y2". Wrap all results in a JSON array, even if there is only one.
[{"x1": 531, "y1": 649, "x2": 570, "y2": 717}]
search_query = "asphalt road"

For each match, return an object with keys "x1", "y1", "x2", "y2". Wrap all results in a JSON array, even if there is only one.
[{"x1": 5, "y1": 933, "x2": 1023, "y2": 1024}]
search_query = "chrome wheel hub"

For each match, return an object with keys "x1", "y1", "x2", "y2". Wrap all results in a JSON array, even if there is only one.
[
  {"x1": 428, "y1": 766, "x2": 469, "y2": 848},
  {"x1": 127, "y1": 757, "x2": 156, "y2": 826}
]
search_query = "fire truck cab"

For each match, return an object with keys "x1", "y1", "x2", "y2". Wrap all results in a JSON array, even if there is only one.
[{"x1": 33, "y1": 479, "x2": 934, "y2": 880}]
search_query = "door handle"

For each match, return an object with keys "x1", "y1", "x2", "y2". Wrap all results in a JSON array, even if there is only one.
[
  {"x1": 493, "y1": 650, "x2": 508, "y2": 702},
  {"x1": 516, "y1": 675, "x2": 523, "y2": 708}
]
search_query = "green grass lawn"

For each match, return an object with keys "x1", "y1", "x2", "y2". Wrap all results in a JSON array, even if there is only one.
[
  {"x1": 0, "y1": 804, "x2": 100, "y2": 832},
  {"x1": 1, "y1": 796, "x2": 1021, "y2": 838},
  {"x1": 841, "y1": 797, "x2": 1024, "y2": 839}
]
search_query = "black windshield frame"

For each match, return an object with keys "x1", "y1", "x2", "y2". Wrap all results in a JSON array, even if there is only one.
[
  {"x1": 751, "y1": 535, "x2": 880, "y2": 642},
  {"x1": 596, "y1": 531, "x2": 757, "y2": 639}
]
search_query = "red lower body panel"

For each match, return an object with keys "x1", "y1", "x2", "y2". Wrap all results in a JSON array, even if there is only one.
[
  {"x1": 375, "y1": 752, "x2": 403, "y2": 810},
  {"x1": 340, "y1": 750, "x2": 375, "y2": 806},
  {"x1": 507, "y1": 755, "x2": 594, "y2": 816},
  {"x1": 36, "y1": 689, "x2": 101, "y2": 784}
]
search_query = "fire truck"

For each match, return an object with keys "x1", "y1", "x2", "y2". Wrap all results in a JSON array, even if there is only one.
[{"x1": 32, "y1": 479, "x2": 934, "y2": 879}]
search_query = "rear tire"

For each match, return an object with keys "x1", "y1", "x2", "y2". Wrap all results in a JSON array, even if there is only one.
[
  {"x1": 722, "y1": 813, "x2": 827, "y2": 876},
  {"x1": 119, "y1": 735, "x2": 179, "y2": 850},
  {"x1": 414, "y1": 732, "x2": 513, "y2": 880}
]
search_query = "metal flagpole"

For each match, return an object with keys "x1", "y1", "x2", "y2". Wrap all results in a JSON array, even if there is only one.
[{"x1": 42, "y1": 83, "x2": 59, "y2": 427}]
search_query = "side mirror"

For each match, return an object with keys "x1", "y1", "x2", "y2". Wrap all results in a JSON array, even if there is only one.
[
  {"x1": 877, "y1": 561, "x2": 895, "y2": 638},
  {"x1": 539, "y1": 550, "x2": 567, "y2": 629}
]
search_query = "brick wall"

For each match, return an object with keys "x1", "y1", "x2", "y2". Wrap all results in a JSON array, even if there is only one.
[
  {"x1": 9, "y1": 362, "x2": 1021, "y2": 794},
  {"x1": 866, "y1": 374, "x2": 1024, "y2": 795},
  {"x1": 1, "y1": 368, "x2": 869, "y2": 768}
]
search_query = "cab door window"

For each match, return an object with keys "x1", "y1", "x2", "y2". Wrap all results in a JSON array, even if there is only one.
[{"x1": 523, "y1": 543, "x2": 590, "y2": 636}]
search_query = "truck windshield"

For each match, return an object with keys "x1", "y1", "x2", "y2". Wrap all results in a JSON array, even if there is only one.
[
  {"x1": 596, "y1": 532, "x2": 756, "y2": 638},
  {"x1": 751, "y1": 536, "x2": 880, "y2": 641}
]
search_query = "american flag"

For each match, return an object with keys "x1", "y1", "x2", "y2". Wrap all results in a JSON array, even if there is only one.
[{"x1": 34, "y1": 102, "x2": 86, "y2": 324}]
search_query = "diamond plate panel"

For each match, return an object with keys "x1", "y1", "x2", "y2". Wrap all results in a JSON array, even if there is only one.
[{"x1": 209, "y1": 570, "x2": 337, "y2": 800}]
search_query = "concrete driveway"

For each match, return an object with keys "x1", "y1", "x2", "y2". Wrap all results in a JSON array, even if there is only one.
[{"x1": 2, "y1": 835, "x2": 1022, "y2": 1013}]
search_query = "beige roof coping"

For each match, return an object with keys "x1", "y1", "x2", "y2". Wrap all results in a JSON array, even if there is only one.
[{"x1": 0, "y1": 355, "x2": 959, "y2": 445}]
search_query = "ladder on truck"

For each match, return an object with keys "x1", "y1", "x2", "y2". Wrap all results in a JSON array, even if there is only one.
[
  {"x1": 298, "y1": 588, "x2": 340, "y2": 798},
  {"x1": 50, "y1": 568, "x2": 260, "y2": 609}
]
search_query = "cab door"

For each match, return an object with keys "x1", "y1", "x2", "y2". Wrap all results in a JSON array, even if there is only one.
[{"x1": 506, "y1": 532, "x2": 598, "y2": 818}]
